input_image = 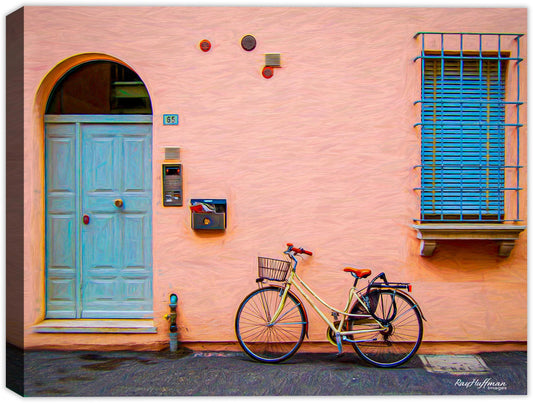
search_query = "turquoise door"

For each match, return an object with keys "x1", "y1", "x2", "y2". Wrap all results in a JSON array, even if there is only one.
[{"x1": 45, "y1": 115, "x2": 153, "y2": 319}]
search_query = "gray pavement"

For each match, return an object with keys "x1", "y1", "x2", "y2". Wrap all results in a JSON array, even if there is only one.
[{"x1": 6, "y1": 344, "x2": 527, "y2": 396}]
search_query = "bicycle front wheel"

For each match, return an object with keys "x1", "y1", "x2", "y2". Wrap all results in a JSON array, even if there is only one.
[
  {"x1": 349, "y1": 289, "x2": 423, "y2": 368},
  {"x1": 235, "y1": 286, "x2": 306, "y2": 363}
]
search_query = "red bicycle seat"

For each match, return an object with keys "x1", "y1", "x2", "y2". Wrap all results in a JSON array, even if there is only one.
[{"x1": 343, "y1": 267, "x2": 372, "y2": 278}]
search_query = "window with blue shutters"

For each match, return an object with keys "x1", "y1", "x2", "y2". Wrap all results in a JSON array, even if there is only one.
[{"x1": 414, "y1": 32, "x2": 524, "y2": 223}]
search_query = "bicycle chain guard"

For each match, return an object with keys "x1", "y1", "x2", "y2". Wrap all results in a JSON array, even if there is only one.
[{"x1": 326, "y1": 321, "x2": 345, "y2": 346}]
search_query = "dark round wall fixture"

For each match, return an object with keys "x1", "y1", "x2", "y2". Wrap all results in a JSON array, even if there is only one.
[
  {"x1": 241, "y1": 35, "x2": 257, "y2": 51},
  {"x1": 200, "y1": 39, "x2": 211, "y2": 52}
]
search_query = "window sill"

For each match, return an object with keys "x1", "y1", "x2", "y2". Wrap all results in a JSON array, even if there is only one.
[
  {"x1": 33, "y1": 319, "x2": 157, "y2": 334},
  {"x1": 412, "y1": 224, "x2": 526, "y2": 257}
]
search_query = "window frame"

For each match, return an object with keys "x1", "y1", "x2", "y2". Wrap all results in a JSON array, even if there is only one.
[
  {"x1": 411, "y1": 32, "x2": 526, "y2": 256},
  {"x1": 419, "y1": 50, "x2": 508, "y2": 222}
]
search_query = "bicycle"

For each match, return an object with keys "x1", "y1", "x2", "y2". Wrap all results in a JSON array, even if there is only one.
[{"x1": 235, "y1": 243, "x2": 426, "y2": 367}]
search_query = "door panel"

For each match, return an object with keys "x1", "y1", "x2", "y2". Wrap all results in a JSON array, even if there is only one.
[
  {"x1": 123, "y1": 137, "x2": 147, "y2": 191},
  {"x1": 45, "y1": 123, "x2": 78, "y2": 318},
  {"x1": 45, "y1": 116, "x2": 152, "y2": 319},
  {"x1": 81, "y1": 122, "x2": 152, "y2": 318}
]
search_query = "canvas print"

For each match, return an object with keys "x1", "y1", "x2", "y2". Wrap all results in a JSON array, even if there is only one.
[{"x1": 5, "y1": 5, "x2": 527, "y2": 396}]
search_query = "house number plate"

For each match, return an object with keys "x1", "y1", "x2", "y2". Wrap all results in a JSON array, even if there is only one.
[{"x1": 163, "y1": 114, "x2": 179, "y2": 125}]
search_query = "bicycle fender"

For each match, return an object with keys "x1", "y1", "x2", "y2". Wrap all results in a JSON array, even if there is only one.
[
  {"x1": 265, "y1": 285, "x2": 310, "y2": 339},
  {"x1": 378, "y1": 288, "x2": 427, "y2": 322}
]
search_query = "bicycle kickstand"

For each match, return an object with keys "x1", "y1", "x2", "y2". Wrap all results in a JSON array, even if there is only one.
[{"x1": 335, "y1": 333, "x2": 344, "y2": 357}]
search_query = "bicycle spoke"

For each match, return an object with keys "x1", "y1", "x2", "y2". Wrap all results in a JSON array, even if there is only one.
[{"x1": 272, "y1": 302, "x2": 301, "y2": 324}]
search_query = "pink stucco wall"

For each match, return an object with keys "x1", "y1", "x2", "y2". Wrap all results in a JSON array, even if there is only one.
[{"x1": 18, "y1": 6, "x2": 526, "y2": 351}]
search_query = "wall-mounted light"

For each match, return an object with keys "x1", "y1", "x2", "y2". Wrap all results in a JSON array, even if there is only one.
[{"x1": 265, "y1": 53, "x2": 281, "y2": 67}]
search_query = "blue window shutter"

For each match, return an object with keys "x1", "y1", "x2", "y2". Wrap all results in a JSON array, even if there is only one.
[{"x1": 421, "y1": 55, "x2": 506, "y2": 221}]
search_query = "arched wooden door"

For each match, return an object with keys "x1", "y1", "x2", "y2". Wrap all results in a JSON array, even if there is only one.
[{"x1": 44, "y1": 61, "x2": 153, "y2": 319}]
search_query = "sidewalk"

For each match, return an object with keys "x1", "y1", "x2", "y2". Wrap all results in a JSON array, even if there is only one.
[{"x1": 6, "y1": 344, "x2": 527, "y2": 396}]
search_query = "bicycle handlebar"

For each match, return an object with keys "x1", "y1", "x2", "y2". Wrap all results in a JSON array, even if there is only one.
[{"x1": 286, "y1": 243, "x2": 313, "y2": 256}]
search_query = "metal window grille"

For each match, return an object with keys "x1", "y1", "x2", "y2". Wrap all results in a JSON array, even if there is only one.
[{"x1": 413, "y1": 32, "x2": 524, "y2": 223}]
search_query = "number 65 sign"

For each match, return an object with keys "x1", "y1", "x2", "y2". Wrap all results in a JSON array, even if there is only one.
[{"x1": 163, "y1": 114, "x2": 179, "y2": 125}]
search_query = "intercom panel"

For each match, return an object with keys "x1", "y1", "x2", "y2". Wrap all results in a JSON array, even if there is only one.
[{"x1": 162, "y1": 164, "x2": 183, "y2": 206}]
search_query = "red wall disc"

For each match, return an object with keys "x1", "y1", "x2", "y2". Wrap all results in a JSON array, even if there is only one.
[
  {"x1": 262, "y1": 66, "x2": 274, "y2": 79},
  {"x1": 200, "y1": 39, "x2": 211, "y2": 52}
]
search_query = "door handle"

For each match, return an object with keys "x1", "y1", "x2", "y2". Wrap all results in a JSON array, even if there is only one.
[
  {"x1": 83, "y1": 214, "x2": 90, "y2": 225},
  {"x1": 114, "y1": 199, "x2": 124, "y2": 208}
]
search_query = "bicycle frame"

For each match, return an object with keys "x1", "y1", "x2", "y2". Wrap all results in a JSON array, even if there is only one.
[{"x1": 266, "y1": 253, "x2": 388, "y2": 345}]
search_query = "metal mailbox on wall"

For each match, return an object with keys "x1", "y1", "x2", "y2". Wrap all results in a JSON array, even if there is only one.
[{"x1": 190, "y1": 199, "x2": 227, "y2": 230}]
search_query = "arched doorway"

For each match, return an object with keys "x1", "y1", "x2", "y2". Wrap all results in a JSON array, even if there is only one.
[{"x1": 44, "y1": 60, "x2": 153, "y2": 319}]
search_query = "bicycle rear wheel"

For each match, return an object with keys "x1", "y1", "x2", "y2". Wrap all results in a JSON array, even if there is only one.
[
  {"x1": 235, "y1": 286, "x2": 306, "y2": 363},
  {"x1": 348, "y1": 289, "x2": 423, "y2": 368}
]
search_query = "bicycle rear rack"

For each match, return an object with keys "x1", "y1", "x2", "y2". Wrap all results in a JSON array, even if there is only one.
[
  {"x1": 366, "y1": 272, "x2": 411, "y2": 294},
  {"x1": 370, "y1": 282, "x2": 410, "y2": 290}
]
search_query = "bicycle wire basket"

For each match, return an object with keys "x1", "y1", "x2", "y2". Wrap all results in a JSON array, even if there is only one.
[{"x1": 258, "y1": 257, "x2": 291, "y2": 281}]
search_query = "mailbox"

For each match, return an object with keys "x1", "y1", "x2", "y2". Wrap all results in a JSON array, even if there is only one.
[
  {"x1": 162, "y1": 164, "x2": 183, "y2": 206},
  {"x1": 190, "y1": 199, "x2": 226, "y2": 230}
]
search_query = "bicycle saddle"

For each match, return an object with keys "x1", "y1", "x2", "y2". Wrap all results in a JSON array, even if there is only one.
[{"x1": 343, "y1": 267, "x2": 372, "y2": 278}]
